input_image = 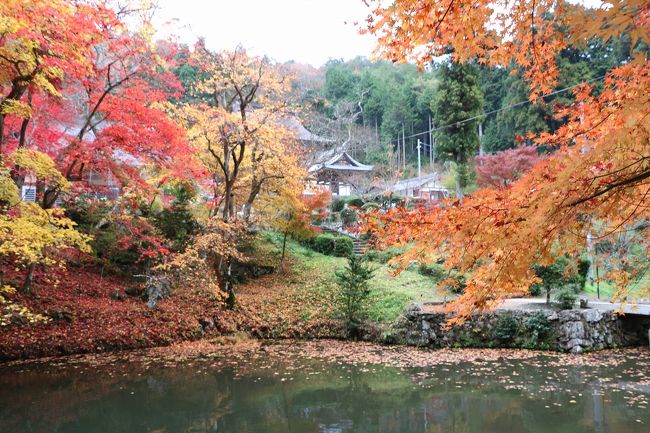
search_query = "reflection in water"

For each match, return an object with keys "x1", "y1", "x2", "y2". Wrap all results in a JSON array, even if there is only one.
[{"x1": 0, "y1": 349, "x2": 648, "y2": 433}]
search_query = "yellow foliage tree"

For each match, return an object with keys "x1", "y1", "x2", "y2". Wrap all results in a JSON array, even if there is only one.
[
  {"x1": 174, "y1": 45, "x2": 306, "y2": 305},
  {"x1": 0, "y1": 150, "x2": 90, "y2": 292},
  {"x1": 0, "y1": 284, "x2": 50, "y2": 326},
  {"x1": 178, "y1": 45, "x2": 299, "y2": 222}
]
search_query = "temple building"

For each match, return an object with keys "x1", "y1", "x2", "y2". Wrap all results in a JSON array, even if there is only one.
[
  {"x1": 308, "y1": 151, "x2": 373, "y2": 197},
  {"x1": 390, "y1": 174, "x2": 449, "y2": 202}
]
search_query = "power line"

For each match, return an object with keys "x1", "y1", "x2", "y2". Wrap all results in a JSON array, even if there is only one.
[{"x1": 401, "y1": 74, "x2": 606, "y2": 141}]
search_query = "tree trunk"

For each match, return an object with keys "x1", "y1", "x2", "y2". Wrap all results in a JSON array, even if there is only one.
[
  {"x1": 222, "y1": 181, "x2": 234, "y2": 221},
  {"x1": 42, "y1": 188, "x2": 59, "y2": 209},
  {"x1": 546, "y1": 287, "x2": 551, "y2": 304},
  {"x1": 0, "y1": 114, "x2": 5, "y2": 162},
  {"x1": 280, "y1": 230, "x2": 288, "y2": 271},
  {"x1": 242, "y1": 200, "x2": 253, "y2": 223},
  {"x1": 0, "y1": 83, "x2": 30, "y2": 162},
  {"x1": 224, "y1": 260, "x2": 235, "y2": 309},
  {"x1": 22, "y1": 263, "x2": 36, "y2": 294}
]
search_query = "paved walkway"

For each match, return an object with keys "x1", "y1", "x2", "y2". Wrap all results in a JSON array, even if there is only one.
[{"x1": 498, "y1": 298, "x2": 650, "y2": 316}]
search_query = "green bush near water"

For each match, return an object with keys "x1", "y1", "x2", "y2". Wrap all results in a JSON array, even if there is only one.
[
  {"x1": 335, "y1": 255, "x2": 376, "y2": 337},
  {"x1": 309, "y1": 233, "x2": 354, "y2": 257},
  {"x1": 555, "y1": 288, "x2": 578, "y2": 309},
  {"x1": 524, "y1": 311, "x2": 553, "y2": 347},
  {"x1": 495, "y1": 313, "x2": 519, "y2": 342}
]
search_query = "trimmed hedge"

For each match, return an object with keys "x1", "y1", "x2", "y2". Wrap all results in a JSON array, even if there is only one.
[
  {"x1": 334, "y1": 236, "x2": 354, "y2": 257},
  {"x1": 312, "y1": 233, "x2": 336, "y2": 254},
  {"x1": 310, "y1": 233, "x2": 354, "y2": 257}
]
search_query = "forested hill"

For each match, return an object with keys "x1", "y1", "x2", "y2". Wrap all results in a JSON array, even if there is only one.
[{"x1": 288, "y1": 33, "x2": 635, "y2": 173}]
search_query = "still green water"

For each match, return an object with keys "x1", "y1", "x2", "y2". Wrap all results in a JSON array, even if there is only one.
[{"x1": 1, "y1": 345, "x2": 648, "y2": 433}]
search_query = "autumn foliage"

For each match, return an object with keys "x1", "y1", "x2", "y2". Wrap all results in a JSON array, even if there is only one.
[
  {"x1": 475, "y1": 146, "x2": 540, "y2": 188},
  {"x1": 363, "y1": 0, "x2": 650, "y2": 319},
  {"x1": 1, "y1": 0, "x2": 310, "y2": 351}
]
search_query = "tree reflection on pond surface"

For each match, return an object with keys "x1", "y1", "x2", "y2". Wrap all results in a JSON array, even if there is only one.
[{"x1": 1, "y1": 344, "x2": 648, "y2": 433}]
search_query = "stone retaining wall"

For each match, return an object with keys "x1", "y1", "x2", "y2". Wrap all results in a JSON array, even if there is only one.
[{"x1": 389, "y1": 305, "x2": 650, "y2": 353}]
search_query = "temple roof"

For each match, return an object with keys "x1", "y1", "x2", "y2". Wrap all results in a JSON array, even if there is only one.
[
  {"x1": 308, "y1": 151, "x2": 373, "y2": 173},
  {"x1": 282, "y1": 118, "x2": 333, "y2": 144},
  {"x1": 392, "y1": 174, "x2": 444, "y2": 192}
]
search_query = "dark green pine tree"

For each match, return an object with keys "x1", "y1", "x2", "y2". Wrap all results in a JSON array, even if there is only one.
[
  {"x1": 334, "y1": 255, "x2": 375, "y2": 337},
  {"x1": 431, "y1": 62, "x2": 483, "y2": 199}
]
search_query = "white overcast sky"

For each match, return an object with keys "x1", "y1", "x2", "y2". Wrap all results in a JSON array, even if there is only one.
[{"x1": 152, "y1": 0, "x2": 377, "y2": 66}]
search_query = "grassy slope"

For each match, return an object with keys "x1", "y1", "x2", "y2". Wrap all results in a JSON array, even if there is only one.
[{"x1": 236, "y1": 232, "x2": 443, "y2": 335}]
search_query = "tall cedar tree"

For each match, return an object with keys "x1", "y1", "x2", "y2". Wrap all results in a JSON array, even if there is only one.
[{"x1": 431, "y1": 62, "x2": 483, "y2": 199}]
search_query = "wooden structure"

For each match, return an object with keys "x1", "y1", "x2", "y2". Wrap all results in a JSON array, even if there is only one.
[
  {"x1": 391, "y1": 174, "x2": 448, "y2": 202},
  {"x1": 308, "y1": 151, "x2": 373, "y2": 197}
]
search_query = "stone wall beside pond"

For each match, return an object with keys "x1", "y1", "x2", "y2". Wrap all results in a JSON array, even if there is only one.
[{"x1": 388, "y1": 305, "x2": 650, "y2": 353}]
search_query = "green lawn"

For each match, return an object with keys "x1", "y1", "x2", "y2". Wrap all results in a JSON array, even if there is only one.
[
  {"x1": 260, "y1": 232, "x2": 444, "y2": 323},
  {"x1": 583, "y1": 281, "x2": 617, "y2": 299},
  {"x1": 583, "y1": 279, "x2": 649, "y2": 300}
]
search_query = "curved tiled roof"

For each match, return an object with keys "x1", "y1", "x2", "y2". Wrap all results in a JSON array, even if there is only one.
[{"x1": 308, "y1": 151, "x2": 373, "y2": 173}]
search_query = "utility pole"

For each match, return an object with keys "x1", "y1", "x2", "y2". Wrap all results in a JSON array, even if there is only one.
[
  {"x1": 417, "y1": 139, "x2": 422, "y2": 178},
  {"x1": 478, "y1": 123, "x2": 484, "y2": 157},
  {"x1": 402, "y1": 124, "x2": 406, "y2": 170},
  {"x1": 375, "y1": 118, "x2": 379, "y2": 149},
  {"x1": 429, "y1": 115, "x2": 436, "y2": 170},
  {"x1": 396, "y1": 132, "x2": 400, "y2": 169}
]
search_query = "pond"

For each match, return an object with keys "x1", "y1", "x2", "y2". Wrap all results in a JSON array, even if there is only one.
[{"x1": 1, "y1": 341, "x2": 648, "y2": 433}]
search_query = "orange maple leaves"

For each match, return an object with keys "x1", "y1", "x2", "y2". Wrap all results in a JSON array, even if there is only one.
[{"x1": 362, "y1": 1, "x2": 650, "y2": 318}]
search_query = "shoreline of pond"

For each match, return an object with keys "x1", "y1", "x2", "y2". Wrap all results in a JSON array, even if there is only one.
[
  {"x1": 3, "y1": 284, "x2": 650, "y2": 362},
  {"x1": 3, "y1": 307, "x2": 650, "y2": 363},
  {"x1": 2, "y1": 334, "x2": 650, "y2": 370}
]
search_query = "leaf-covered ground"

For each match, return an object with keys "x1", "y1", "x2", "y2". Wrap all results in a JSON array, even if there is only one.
[
  {"x1": 0, "y1": 259, "x2": 241, "y2": 361},
  {"x1": 0, "y1": 234, "x2": 443, "y2": 360}
]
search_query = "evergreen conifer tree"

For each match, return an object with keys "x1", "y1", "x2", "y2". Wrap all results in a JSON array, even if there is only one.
[{"x1": 432, "y1": 62, "x2": 484, "y2": 199}]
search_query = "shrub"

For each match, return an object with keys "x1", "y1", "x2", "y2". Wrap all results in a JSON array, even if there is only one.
[
  {"x1": 495, "y1": 313, "x2": 519, "y2": 343},
  {"x1": 153, "y1": 183, "x2": 199, "y2": 252},
  {"x1": 365, "y1": 246, "x2": 407, "y2": 264},
  {"x1": 92, "y1": 227, "x2": 138, "y2": 268},
  {"x1": 347, "y1": 196, "x2": 364, "y2": 208},
  {"x1": 418, "y1": 263, "x2": 447, "y2": 279},
  {"x1": 310, "y1": 233, "x2": 354, "y2": 257},
  {"x1": 528, "y1": 283, "x2": 543, "y2": 296},
  {"x1": 334, "y1": 236, "x2": 354, "y2": 257},
  {"x1": 361, "y1": 202, "x2": 380, "y2": 211},
  {"x1": 335, "y1": 255, "x2": 375, "y2": 336},
  {"x1": 417, "y1": 261, "x2": 466, "y2": 293},
  {"x1": 524, "y1": 311, "x2": 552, "y2": 345},
  {"x1": 445, "y1": 272, "x2": 467, "y2": 294},
  {"x1": 331, "y1": 199, "x2": 346, "y2": 213},
  {"x1": 154, "y1": 206, "x2": 197, "y2": 252},
  {"x1": 312, "y1": 233, "x2": 337, "y2": 255},
  {"x1": 340, "y1": 206, "x2": 357, "y2": 226},
  {"x1": 555, "y1": 288, "x2": 577, "y2": 310}
]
